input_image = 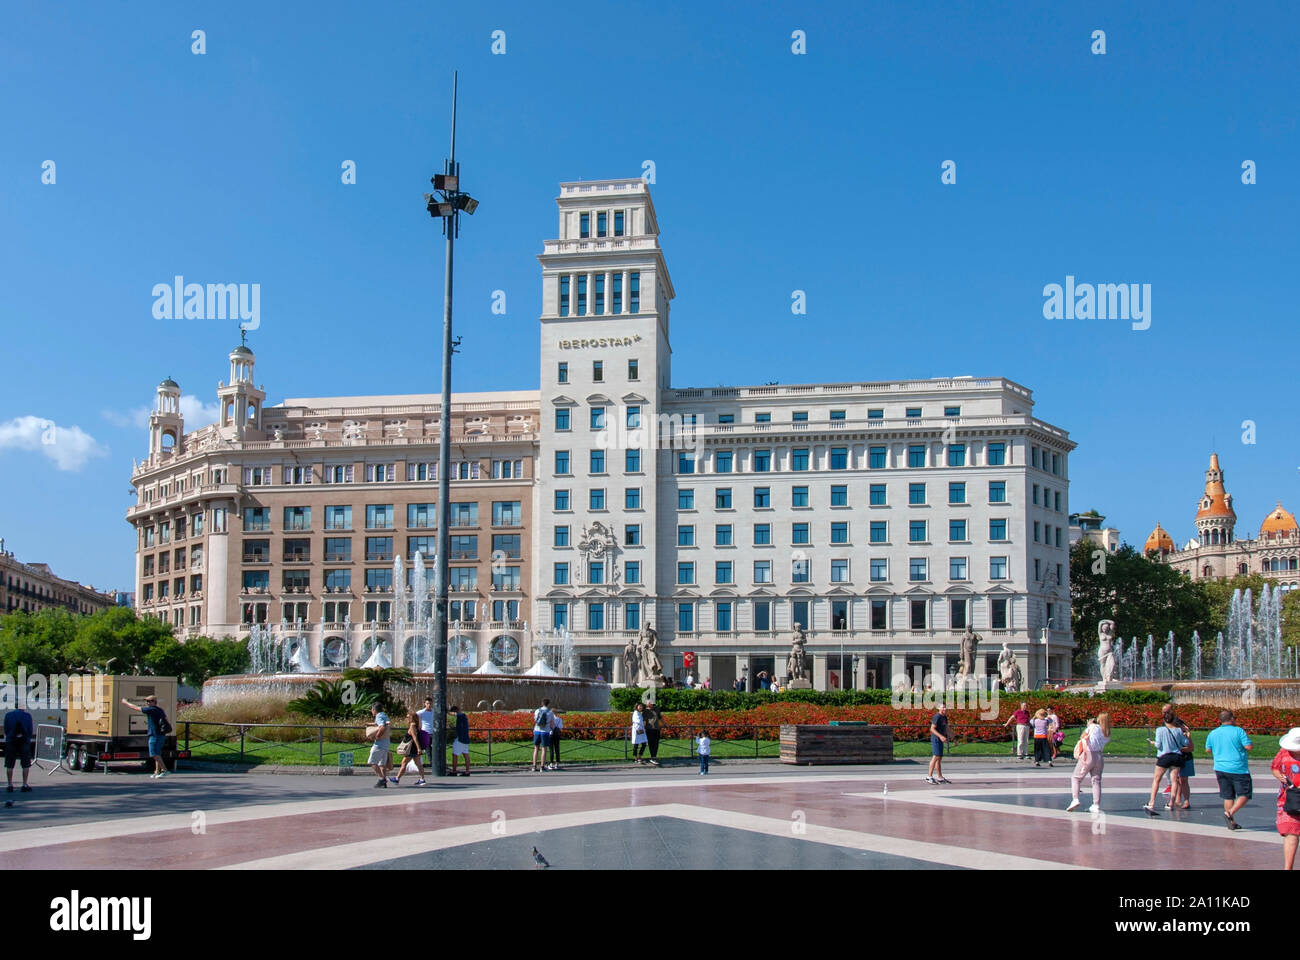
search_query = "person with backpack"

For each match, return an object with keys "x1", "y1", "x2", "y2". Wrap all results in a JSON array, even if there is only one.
[
  {"x1": 120, "y1": 694, "x2": 172, "y2": 779},
  {"x1": 532, "y1": 699, "x2": 553, "y2": 772},
  {"x1": 3, "y1": 703, "x2": 34, "y2": 793},
  {"x1": 643, "y1": 701, "x2": 663, "y2": 766},
  {"x1": 546, "y1": 710, "x2": 563, "y2": 771}
]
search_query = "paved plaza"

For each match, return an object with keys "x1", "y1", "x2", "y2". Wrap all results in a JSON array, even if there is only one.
[{"x1": 0, "y1": 758, "x2": 1283, "y2": 870}]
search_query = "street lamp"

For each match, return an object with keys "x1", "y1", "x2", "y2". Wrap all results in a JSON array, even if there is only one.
[
  {"x1": 426, "y1": 71, "x2": 479, "y2": 777},
  {"x1": 1041, "y1": 618, "x2": 1057, "y2": 689}
]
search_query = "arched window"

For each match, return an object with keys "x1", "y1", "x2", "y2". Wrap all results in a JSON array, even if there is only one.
[
  {"x1": 1203, "y1": 565, "x2": 1212, "y2": 578},
  {"x1": 1239, "y1": 563, "x2": 1249, "y2": 575}
]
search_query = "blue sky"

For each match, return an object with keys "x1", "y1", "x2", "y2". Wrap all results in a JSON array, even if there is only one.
[{"x1": 1, "y1": 1, "x2": 1296, "y2": 592}]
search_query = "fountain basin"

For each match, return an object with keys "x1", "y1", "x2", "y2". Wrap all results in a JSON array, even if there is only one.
[
  {"x1": 202, "y1": 672, "x2": 610, "y2": 713},
  {"x1": 1063, "y1": 678, "x2": 1300, "y2": 710}
]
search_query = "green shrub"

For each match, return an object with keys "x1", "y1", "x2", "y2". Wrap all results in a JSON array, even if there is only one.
[
  {"x1": 609, "y1": 687, "x2": 894, "y2": 712},
  {"x1": 287, "y1": 678, "x2": 377, "y2": 720}
]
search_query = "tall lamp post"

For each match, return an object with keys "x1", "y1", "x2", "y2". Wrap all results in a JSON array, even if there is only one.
[
  {"x1": 1041, "y1": 618, "x2": 1057, "y2": 690},
  {"x1": 426, "y1": 71, "x2": 479, "y2": 776}
]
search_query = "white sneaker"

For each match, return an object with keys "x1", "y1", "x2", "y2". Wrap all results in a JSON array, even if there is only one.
[
  {"x1": 1089, "y1": 804, "x2": 1101, "y2": 813},
  {"x1": 155, "y1": 771, "x2": 168, "y2": 779},
  {"x1": 1066, "y1": 799, "x2": 1080, "y2": 812}
]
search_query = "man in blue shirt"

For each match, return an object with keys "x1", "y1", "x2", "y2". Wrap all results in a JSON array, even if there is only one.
[
  {"x1": 1205, "y1": 709, "x2": 1253, "y2": 830},
  {"x1": 4, "y1": 705, "x2": 34, "y2": 793},
  {"x1": 120, "y1": 694, "x2": 170, "y2": 779}
]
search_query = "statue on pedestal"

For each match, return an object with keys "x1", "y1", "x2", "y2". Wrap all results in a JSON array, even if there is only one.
[
  {"x1": 623, "y1": 634, "x2": 640, "y2": 687},
  {"x1": 956, "y1": 626, "x2": 982, "y2": 681},
  {"x1": 786, "y1": 623, "x2": 809, "y2": 683},
  {"x1": 1097, "y1": 619, "x2": 1118, "y2": 686},
  {"x1": 636, "y1": 623, "x2": 665, "y2": 685},
  {"x1": 998, "y1": 642, "x2": 1021, "y2": 693}
]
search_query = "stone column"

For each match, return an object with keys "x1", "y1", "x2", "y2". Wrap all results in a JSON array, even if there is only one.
[
  {"x1": 813, "y1": 654, "x2": 829, "y2": 691},
  {"x1": 931, "y1": 653, "x2": 947, "y2": 691},
  {"x1": 855, "y1": 656, "x2": 869, "y2": 690},
  {"x1": 611, "y1": 654, "x2": 624, "y2": 685},
  {"x1": 890, "y1": 653, "x2": 907, "y2": 690}
]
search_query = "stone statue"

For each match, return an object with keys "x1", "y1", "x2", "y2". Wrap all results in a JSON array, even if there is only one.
[
  {"x1": 786, "y1": 623, "x2": 809, "y2": 682},
  {"x1": 622, "y1": 635, "x2": 640, "y2": 686},
  {"x1": 1097, "y1": 619, "x2": 1117, "y2": 685},
  {"x1": 998, "y1": 642, "x2": 1020, "y2": 693},
  {"x1": 956, "y1": 626, "x2": 982, "y2": 680},
  {"x1": 637, "y1": 623, "x2": 664, "y2": 684}
]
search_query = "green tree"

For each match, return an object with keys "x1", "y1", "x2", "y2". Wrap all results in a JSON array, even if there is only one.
[
  {"x1": 1283, "y1": 590, "x2": 1300, "y2": 652},
  {"x1": 64, "y1": 608, "x2": 174, "y2": 674},
  {"x1": 0, "y1": 610, "x2": 74, "y2": 675}
]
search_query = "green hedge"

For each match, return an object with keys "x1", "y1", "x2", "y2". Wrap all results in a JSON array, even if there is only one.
[{"x1": 609, "y1": 687, "x2": 895, "y2": 712}]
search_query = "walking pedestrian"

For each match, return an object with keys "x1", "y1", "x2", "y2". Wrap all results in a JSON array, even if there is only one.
[
  {"x1": 531, "y1": 699, "x2": 553, "y2": 772},
  {"x1": 1143, "y1": 714, "x2": 1189, "y2": 815},
  {"x1": 644, "y1": 701, "x2": 662, "y2": 766},
  {"x1": 416, "y1": 697, "x2": 434, "y2": 767},
  {"x1": 1205, "y1": 709, "x2": 1253, "y2": 830},
  {"x1": 1067, "y1": 712, "x2": 1111, "y2": 812},
  {"x1": 630, "y1": 702, "x2": 648, "y2": 763},
  {"x1": 1171, "y1": 717, "x2": 1195, "y2": 809},
  {"x1": 1004, "y1": 702, "x2": 1031, "y2": 760},
  {"x1": 1270, "y1": 727, "x2": 1300, "y2": 869},
  {"x1": 697, "y1": 730, "x2": 711, "y2": 775},
  {"x1": 120, "y1": 694, "x2": 171, "y2": 779},
  {"x1": 450, "y1": 705, "x2": 471, "y2": 777},
  {"x1": 1046, "y1": 704, "x2": 1063, "y2": 760},
  {"x1": 547, "y1": 710, "x2": 563, "y2": 771},
  {"x1": 390, "y1": 711, "x2": 426, "y2": 785},
  {"x1": 1031, "y1": 709, "x2": 1053, "y2": 767},
  {"x1": 3, "y1": 703, "x2": 34, "y2": 793},
  {"x1": 365, "y1": 703, "x2": 391, "y2": 788},
  {"x1": 926, "y1": 704, "x2": 951, "y2": 783}
]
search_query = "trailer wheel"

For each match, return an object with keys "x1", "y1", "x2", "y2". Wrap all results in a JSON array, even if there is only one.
[
  {"x1": 78, "y1": 745, "x2": 96, "y2": 773},
  {"x1": 67, "y1": 744, "x2": 81, "y2": 770}
]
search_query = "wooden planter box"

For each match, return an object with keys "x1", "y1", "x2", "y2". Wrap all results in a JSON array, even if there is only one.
[{"x1": 779, "y1": 723, "x2": 893, "y2": 765}]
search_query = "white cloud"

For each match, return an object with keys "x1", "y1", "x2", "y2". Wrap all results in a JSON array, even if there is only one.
[
  {"x1": 0, "y1": 416, "x2": 107, "y2": 471},
  {"x1": 101, "y1": 395, "x2": 221, "y2": 431}
]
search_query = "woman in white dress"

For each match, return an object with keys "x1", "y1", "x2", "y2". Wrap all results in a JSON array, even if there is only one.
[{"x1": 631, "y1": 702, "x2": 648, "y2": 764}]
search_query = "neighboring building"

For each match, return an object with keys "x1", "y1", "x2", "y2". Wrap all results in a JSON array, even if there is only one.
[
  {"x1": 0, "y1": 541, "x2": 116, "y2": 616},
  {"x1": 128, "y1": 178, "x2": 1078, "y2": 688},
  {"x1": 1146, "y1": 453, "x2": 1299, "y2": 591},
  {"x1": 127, "y1": 349, "x2": 539, "y2": 671},
  {"x1": 112, "y1": 591, "x2": 136, "y2": 608},
  {"x1": 1069, "y1": 510, "x2": 1120, "y2": 554}
]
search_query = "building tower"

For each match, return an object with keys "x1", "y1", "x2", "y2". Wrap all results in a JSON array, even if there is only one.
[
  {"x1": 535, "y1": 179, "x2": 676, "y2": 681},
  {"x1": 1194, "y1": 452, "x2": 1237, "y2": 547},
  {"x1": 148, "y1": 377, "x2": 184, "y2": 459},
  {"x1": 217, "y1": 342, "x2": 266, "y2": 441}
]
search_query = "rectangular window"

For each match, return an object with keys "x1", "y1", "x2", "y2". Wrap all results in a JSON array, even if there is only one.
[
  {"x1": 552, "y1": 603, "x2": 569, "y2": 630},
  {"x1": 831, "y1": 484, "x2": 848, "y2": 506},
  {"x1": 625, "y1": 562, "x2": 641, "y2": 585},
  {"x1": 871, "y1": 599, "x2": 887, "y2": 629},
  {"x1": 947, "y1": 444, "x2": 966, "y2": 467},
  {"x1": 555, "y1": 450, "x2": 570, "y2": 475},
  {"x1": 579, "y1": 212, "x2": 590, "y2": 238},
  {"x1": 365, "y1": 537, "x2": 393, "y2": 562},
  {"x1": 1032, "y1": 447, "x2": 1040, "y2": 469},
  {"x1": 554, "y1": 562, "x2": 569, "y2": 585},
  {"x1": 989, "y1": 481, "x2": 1007, "y2": 503},
  {"x1": 629, "y1": 272, "x2": 640, "y2": 313},
  {"x1": 625, "y1": 487, "x2": 641, "y2": 509},
  {"x1": 950, "y1": 557, "x2": 968, "y2": 580},
  {"x1": 559, "y1": 276, "x2": 570, "y2": 317},
  {"x1": 906, "y1": 407, "x2": 922, "y2": 419},
  {"x1": 989, "y1": 518, "x2": 1008, "y2": 541},
  {"x1": 596, "y1": 210, "x2": 607, "y2": 237},
  {"x1": 869, "y1": 446, "x2": 887, "y2": 469},
  {"x1": 715, "y1": 561, "x2": 733, "y2": 584},
  {"x1": 678, "y1": 562, "x2": 695, "y2": 585},
  {"x1": 990, "y1": 556, "x2": 1008, "y2": 579},
  {"x1": 791, "y1": 448, "x2": 810, "y2": 471},
  {"x1": 715, "y1": 487, "x2": 732, "y2": 509},
  {"x1": 243, "y1": 507, "x2": 270, "y2": 531},
  {"x1": 792, "y1": 523, "x2": 810, "y2": 545},
  {"x1": 792, "y1": 411, "x2": 808, "y2": 422},
  {"x1": 554, "y1": 489, "x2": 570, "y2": 511},
  {"x1": 492, "y1": 534, "x2": 522, "y2": 559},
  {"x1": 792, "y1": 486, "x2": 809, "y2": 508},
  {"x1": 628, "y1": 360, "x2": 638, "y2": 381},
  {"x1": 576, "y1": 274, "x2": 587, "y2": 315},
  {"x1": 325, "y1": 537, "x2": 351, "y2": 562},
  {"x1": 910, "y1": 558, "x2": 928, "y2": 582},
  {"x1": 753, "y1": 523, "x2": 771, "y2": 545},
  {"x1": 991, "y1": 598, "x2": 1008, "y2": 630},
  {"x1": 909, "y1": 520, "x2": 927, "y2": 543},
  {"x1": 678, "y1": 602, "x2": 693, "y2": 633},
  {"x1": 1056, "y1": 528, "x2": 1063, "y2": 548},
  {"x1": 554, "y1": 525, "x2": 569, "y2": 547},
  {"x1": 557, "y1": 361, "x2": 568, "y2": 383},
  {"x1": 1033, "y1": 520, "x2": 1041, "y2": 542},
  {"x1": 283, "y1": 506, "x2": 311, "y2": 531},
  {"x1": 449, "y1": 568, "x2": 477, "y2": 591},
  {"x1": 949, "y1": 482, "x2": 966, "y2": 505},
  {"x1": 754, "y1": 412, "x2": 771, "y2": 423},
  {"x1": 590, "y1": 450, "x2": 606, "y2": 473},
  {"x1": 908, "y1": 445, "x2": 926, "y2": 468},
  {"x1": 589, "y1": 488, "x2": 606, "y2": 510},
  {"x1": 324, "y1": 505, "x2": 352, "y2": 530},
  {"x1": 365, "y1": 504, "x2": 394, "y2": 529},
  {"x1": 1055, "y1": 491, "x2": 1062, "y2": 512},
  {"x1": 753, "y1": 449, "x2": 771, "y2": 472},
  {"x1": 365, "y1": 568, "x2": 394, "y2": 592},
  {"x1": 717, "y1": 413, "x2": 735, "y2": 424},
  {"x1": 753, "y1": 560, "x2": 772, "y2": 583},
  {"x1": 626, "y1": 405, "x2": 641, "y2": 428},
  {"x1": 870, "y1": 558, "x2": 888, "y2": 582},
  {"x1": 715, "y1": 451, "x2": 733, "y2": 473},
  {"x1": 447, "y1": 535, "x2": 477, "y2": 561},
  {"x1": 624, "y1": 523, "x2": 640, "y2": 546},
  {"x1": 868, "y1": 408, "x2": 884, "y2": 420},
  {"x1": 677, "y1": 451, "x2": 695, "y2": 474},
  {"x1": 715, "y1": 524, "x2": 733, "y2": 546},
  {"x1": 987, "y1": 442, "x2": 1006, "y2": 466},
  {"x1": 830, "y1": 447, "x2": 848, "y2": 470},
  {"x1": 587, "y1": 602, "x2": 604, "y2": 630},
  {"x1": 869, "y1": 484, "x2": 886, "y2": 506},
  {"x1": 1053, "y1": 453, "x2": 1060, "y2": 475},
  {"x1": 910, "y1": 599, "x2": 927, "y2": 629},
  {"x1": 791, "y1": 556, "x2": 809, "y2": 583},
  {"x1": 614, "y1": 210, "x2": 625, "y2": 236},
  {"x1": 492, "y1": 501, "x2": 522, "y2": 526},
  {"x1": 950, "y1": 519, "x2": 967, "y2": 541},
  {"x1": 830, "y1": 409, "x2": 846, "y2": 421},
  {"x1": 754, "y1": 487, "x2": 770, "y2": 508},
  {"x1": 792, "y1": 601, "x2": 809, "y2": 629},
  {"x1": 831, "y1": 559, "x2": 849, "y2": 583},
  {"x1": 944, "y1": 406, "x2": 961, "y2": 417},
  {"x1": 406, "y1": 536, "x2": 433, "y2": 559},
  {"x1": 830, "y1": 521, "x2": 848, "y2": 544},
  {"x1": 909, "y1": 483, "x2": 926, "y2": 505},
  {"x1": 950, "y1": 597, "x2": 967, "y2": 628},
  {"x1": 754, "y1": 600, "x2": 771, "y2": 631},
  {"x1": 678, "y1": 525, "x2": 695, "y2": 547},
  {"x1": 593, "y1": 360, "x2": 603, "y2": 382},
  {"x1": 587, "y1": 561, "x2": 605, "y2": 586},
  {"x1": 590, "y1": 407, "x2": 605, "y2": 430},
  {"x1": 870, "y1": 521, "x2": 887, "y2": 544},
  {"x1": 678, "y1": 489, "x2": 694, "y2": 510}
]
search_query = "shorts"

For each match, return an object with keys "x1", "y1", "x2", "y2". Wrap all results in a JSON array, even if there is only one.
[
  {"x1": 1156, "y1": 752, "x2": 1186, "y2": 769},
  {"x1": 533, "y1": 731, "x2": 550, "y2": 747},
  {"x1": 451, "y1": 740, "x2": 469, "y2": 756},
  {"x1": 418, "y1": 731, "x2": 431, "y2": 750},
  {"x1": 931, "y1": 736, "x2": 946, "y2": 756},
  {"x1": 3, "y1": 739, "x2": 32, "y2": 769},
  {"x1": 148, "y1": 735, "x2": 166, "y2": 758},
  {"x1": 368, "y1": 742, "x2": 390, "y2": 766},
  {"x1": 1216, "y1": 771, "x2": 1253, "y2": 800}
]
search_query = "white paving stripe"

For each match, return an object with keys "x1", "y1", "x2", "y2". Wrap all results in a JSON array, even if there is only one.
[
  {"x1": 847, "y1": 787, "x2": 1280, "y2": 844},
  {"x1": 221, "y1": 802, "x2": 1084, "y2": 870}
]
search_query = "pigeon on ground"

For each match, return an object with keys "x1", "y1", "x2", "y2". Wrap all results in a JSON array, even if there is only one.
[{"x1": 531, "y1": 846, "x2": 550, "y2": 869}]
